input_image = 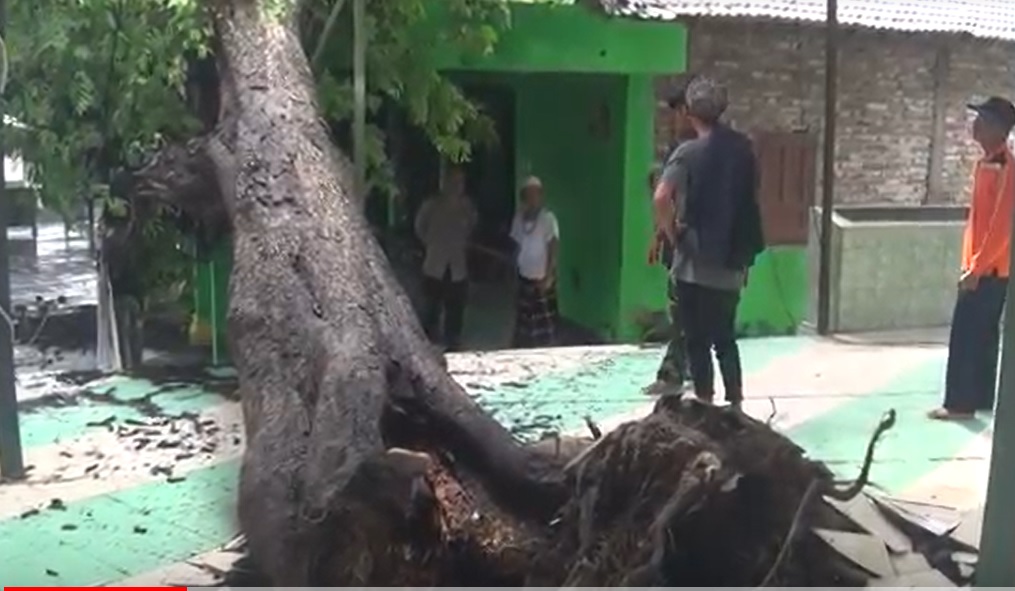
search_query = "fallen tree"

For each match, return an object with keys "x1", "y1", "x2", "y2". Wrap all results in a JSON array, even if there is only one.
[{"x1": 135, "y1": 0, "x2": 901, "y2": 585}]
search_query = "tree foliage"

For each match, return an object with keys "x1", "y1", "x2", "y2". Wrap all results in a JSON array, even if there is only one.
[
  {"x1": 6, "y1": 0, "x2": 209, "y2": 217},
  {"x1": 307, "y1": 0, "x2": 509, "y2": 197},
  {"x1": 5, "y1": 0, "x2": 510, "y2": 314},
  {"x1": 9, "y1": 0, "x2": 510, "y2": 214},
  {"x1": 6, "y1": 0, "x2": 209, "y2": 312}
]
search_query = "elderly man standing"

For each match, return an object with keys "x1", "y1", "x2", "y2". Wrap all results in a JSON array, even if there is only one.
[
  {"x1": 415, "y1": 165, "x2": 478, "y2": 352},
  {"x1": 651, "y1": 76, "x2": 764, "y2": 408},
  {"x1": 929, "y1": 97, "x2": 1015, "y2": 421},
  {"x1": 510, "y1": 176, "x2": 560, "y2": 348}
]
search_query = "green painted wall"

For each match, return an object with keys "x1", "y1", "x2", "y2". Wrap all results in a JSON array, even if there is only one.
[
  {"x1": 617, "y1": 74, "x2": 667, "y2": 341},
  {"x1": 429, "y1": 3, "x2": 687, "y2": 74},
  {"x1": 513, "y1": 73, "x2": 627, "y2": 337},
  {"x1": 322, "y1": 2, "x2": 687, "y2": 75},
  {"x1": 738, "y1": 246, "x2": 807, "y2": 336}
]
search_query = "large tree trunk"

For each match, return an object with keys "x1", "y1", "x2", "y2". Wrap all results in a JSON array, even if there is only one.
[
  {"x1": 129, "y1": 0, "x2": 900, "y2": 586},
  {"x1": 208, "y1": 0, "x2": 567, "y2": 585}
]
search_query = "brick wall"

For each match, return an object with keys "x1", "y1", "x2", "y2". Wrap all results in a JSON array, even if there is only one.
[{"x1": 654, "y1": 18, "x2": 1015, "y2": 205}]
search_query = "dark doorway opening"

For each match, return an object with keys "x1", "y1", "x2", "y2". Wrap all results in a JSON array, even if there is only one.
[{"x1": 395, "y1": 83, "x2": 518, "y2": 350}]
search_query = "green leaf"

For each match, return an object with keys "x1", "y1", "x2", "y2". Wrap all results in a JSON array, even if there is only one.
[{"x1": 70, "y1": 70, "x2": 97, "y2": 115}]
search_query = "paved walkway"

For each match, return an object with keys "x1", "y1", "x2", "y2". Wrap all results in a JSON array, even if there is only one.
[
  {"x1": 0, "y1": 331, "x2": 993, "y2": 586},
  {"x1": 9, "y1": 224, "x2": 95, "y2": 308}
]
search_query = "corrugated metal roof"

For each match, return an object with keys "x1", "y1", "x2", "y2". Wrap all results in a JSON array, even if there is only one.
[{"x1": 599, "y1": 0, "x2": 1015, "y2": 41}]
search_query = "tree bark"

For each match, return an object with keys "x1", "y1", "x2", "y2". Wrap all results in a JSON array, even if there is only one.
[{"x1": 206, "y1": 0, "x2": 567, "y2": 584}]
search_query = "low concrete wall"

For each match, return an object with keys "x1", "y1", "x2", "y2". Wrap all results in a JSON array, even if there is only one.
[{"x1": 808, "y1": 205, "x2": 966, "y2": 333}]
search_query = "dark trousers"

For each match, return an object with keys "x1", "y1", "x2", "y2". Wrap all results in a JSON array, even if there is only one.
[
  {"x1": 676, "y1": 280, "x2": 743, "y2": 403},
  {"x1": 657, "y1": 277, "x2": 690, "y2": 384},
  {"x1": 114, "y1": 296, "x2": 143, "y2": 370},
  {"x1": 422, "y1": 269, "x2": 468, "y2": 351},
  {"x1": 943, "y1": 276, "x2": 1008, "y2": 412}
]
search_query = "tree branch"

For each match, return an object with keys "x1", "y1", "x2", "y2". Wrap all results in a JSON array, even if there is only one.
[{"x1": 310, "y1": 0, "x2": 347, "y2": 73}]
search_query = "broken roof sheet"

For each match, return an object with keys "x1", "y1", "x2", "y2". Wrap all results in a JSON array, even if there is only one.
[{"x1": 598, "y1": 0, "x2": 1015, "y2": 41}]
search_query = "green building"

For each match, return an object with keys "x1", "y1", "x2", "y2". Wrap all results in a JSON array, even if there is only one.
[{"x1": 193, "y1": 1, "x2": 808, "y2": 358}]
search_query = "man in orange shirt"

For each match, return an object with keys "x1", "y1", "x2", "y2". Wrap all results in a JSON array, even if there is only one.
[{"x1": 930, "y1": 96, "x2": 1015, "y2": 420}]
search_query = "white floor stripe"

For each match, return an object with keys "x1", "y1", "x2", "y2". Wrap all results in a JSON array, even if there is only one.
[{"x1": 898, "y1": 429, "x2": 993, "y2": 511}]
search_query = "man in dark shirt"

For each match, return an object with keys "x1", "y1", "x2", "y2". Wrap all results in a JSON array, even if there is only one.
[
  {"x1": 651, "y1": 76, "x2": 764, "y2": 408},
  {"x1": 644, "y1": 84, "x2": 697, "y2": 396}
]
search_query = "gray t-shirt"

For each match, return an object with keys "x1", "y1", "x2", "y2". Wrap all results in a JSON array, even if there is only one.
[{"x1": 661, "y1": 137, "x2": 746, "y2": 292}]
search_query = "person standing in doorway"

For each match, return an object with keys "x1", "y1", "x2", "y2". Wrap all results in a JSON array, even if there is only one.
[
  {"x1": 510, "y1": 176, "x2": 560, "y2": 348},
  {"x1": 645, "y1": 81, "x2": 699, "y2": 396},
  {"x1": 651, "y1": 76, "x2": 764, "y2": 408},
  {"x1": 415, "y1": 165, "x2": 478, "y2": 352},
  {"x1": 929, "y1": 97, "x2": 1015, "y2": 421}
]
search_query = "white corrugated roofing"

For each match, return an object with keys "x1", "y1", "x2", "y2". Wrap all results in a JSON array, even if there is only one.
[{"x1": 600, "y1": 0, "x2": 1015, "y2": 41}]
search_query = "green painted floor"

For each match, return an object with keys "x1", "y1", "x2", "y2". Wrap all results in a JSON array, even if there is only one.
[
  {"x1": 1, "y1": 464, "x2": 238, "y2": 585},
  {"x1": 0, "y1": 337, "x2": 981, "y2": 586},
  {"x1": 788, "y1": 355, "x2": 991, "y2": 490},
  {"x1": 474, "y1": 336, "x2": 808, "y2": 438},
  {"x1": 20, "y1": 378, "x2": 223, "y2": 448}
]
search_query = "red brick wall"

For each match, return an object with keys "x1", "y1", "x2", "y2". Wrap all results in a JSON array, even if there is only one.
[{"x1": 654, "y1": 18, "x2": 1015, "y2": 204}]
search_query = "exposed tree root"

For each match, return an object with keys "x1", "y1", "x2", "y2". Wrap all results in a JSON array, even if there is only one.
[
  {"x1": 527, "y1": 396, "x2": 862, "y2": 586},
  {"x1": 219, "y1": 395, "x2": 896, "y2": 586}
]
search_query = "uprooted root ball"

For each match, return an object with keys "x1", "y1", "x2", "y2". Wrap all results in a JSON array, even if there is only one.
[{"x1": 528, "y1": 396, "x2": 852, "y2": 586}]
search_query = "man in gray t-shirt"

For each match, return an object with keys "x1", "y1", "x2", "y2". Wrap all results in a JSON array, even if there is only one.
[
  {"x1": 662, "y1": 137, "x2": 746, "y2": 292},
  {"x1": 650, "y1": 76, "x2": 751, "y2": 408},
  {"x1": 644, "y1": 86, "x2": 696, "y2": 396}
]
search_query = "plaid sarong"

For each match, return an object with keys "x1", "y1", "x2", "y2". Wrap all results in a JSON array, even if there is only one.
[{"x1": 513, "y1": 276, "x2": 558, "y2": 348}]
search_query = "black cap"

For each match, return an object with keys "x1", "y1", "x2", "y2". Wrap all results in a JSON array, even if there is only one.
[
  {"x1": 968, "y1": 96, "x2": 1015, "y2": 132},
  {"x1": 667, "y1": 88, "x2": 686, "y2": 109},
  {"x1": 666, "y1": 73, "x2": 699, "y2": 109}
]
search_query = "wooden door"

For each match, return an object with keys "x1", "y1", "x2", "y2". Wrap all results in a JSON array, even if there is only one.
[{"x1": 751, "y1": 131, "x2": 817, "y2": 246}]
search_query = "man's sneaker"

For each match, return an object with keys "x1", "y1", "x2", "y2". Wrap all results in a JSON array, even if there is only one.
[{"x1": 643, "y1": 379, "x2": 685, "y2": 396}]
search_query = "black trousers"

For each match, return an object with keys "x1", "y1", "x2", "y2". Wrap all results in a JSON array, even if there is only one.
[
  {"x1": 943, "y1": 276, "x2": 1008, "y2": 413},
  {"x1": 422, "y1": 269, "x2": 468, "y2": 351},
  {"x1": 676, "y1": 280, "x2": 743, "y2": 403}
]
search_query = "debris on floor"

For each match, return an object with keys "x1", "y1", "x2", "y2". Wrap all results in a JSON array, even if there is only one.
[
  {"x1": 949, "y1": 505, "x2": 984, "y2": 551},
  {"x1": 834, "y1": 493, "x2": 982, "y2": 587}
]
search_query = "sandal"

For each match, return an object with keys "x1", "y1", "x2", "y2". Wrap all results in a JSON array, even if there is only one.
[{"x1": 927, "y1": 408, "x2": 975, "y2": 421}]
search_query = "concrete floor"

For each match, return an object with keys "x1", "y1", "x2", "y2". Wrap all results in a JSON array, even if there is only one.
[
  {"x1": 8, "y1": 224, "x2": 95, "y2": 308},
  {"x1": 0, "y1": 330, "x2": 995, "y2": 586}
]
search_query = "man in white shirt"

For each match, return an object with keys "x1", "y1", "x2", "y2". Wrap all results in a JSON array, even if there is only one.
[
  {"x1": 509, "y1": 176, "x2": 560, "y2": 348},
  {"x1": 415, "y1": 165, "x2": 478, "y2": 351}
]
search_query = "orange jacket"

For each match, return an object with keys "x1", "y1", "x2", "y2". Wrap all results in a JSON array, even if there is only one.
[{"x1": 963, "y1": 147, "x2": 1015, "y2": 278}]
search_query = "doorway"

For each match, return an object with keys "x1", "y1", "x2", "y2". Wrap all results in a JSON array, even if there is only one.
[
  {"x1": 459, "y1": 83, "x2": 518, "y2": 349},
  {"x1": 396, "y1": 83, "x2": 519, "y2": 350}
]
